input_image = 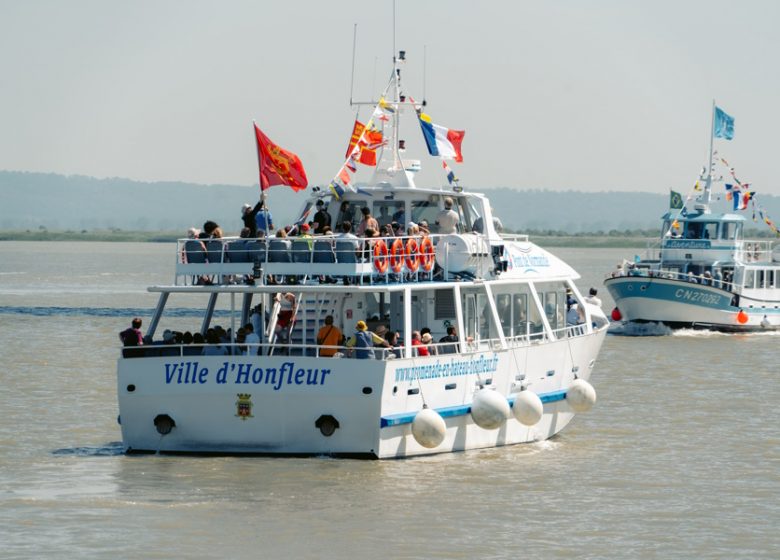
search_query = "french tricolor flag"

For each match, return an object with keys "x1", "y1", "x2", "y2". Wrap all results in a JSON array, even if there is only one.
[{"x1": 418, "y1": 113, "x2": 465, "y2": 162}]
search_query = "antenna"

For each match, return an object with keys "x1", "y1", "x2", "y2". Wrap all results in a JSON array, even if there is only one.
[
  {"x1": 349, "y1": 24, "x2": 357, "y2": 106},
  {"x1": 423, "y1": 44, "x2": 427, "y2": 106},
  {"x1": 392, "y1": 0, "x2": 396, "y2": 64}
]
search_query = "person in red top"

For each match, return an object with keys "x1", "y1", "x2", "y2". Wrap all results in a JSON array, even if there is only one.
[{"x1": 411, "y1": 330, "x2": 429, "y2": 357}]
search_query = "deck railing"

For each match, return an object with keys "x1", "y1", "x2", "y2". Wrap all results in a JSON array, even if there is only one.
[{"x1": 175, "y1": 232, "x2": 499, "y2": 286}]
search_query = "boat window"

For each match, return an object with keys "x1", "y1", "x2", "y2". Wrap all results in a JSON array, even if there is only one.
[
  {"x1": 685, "y1": 222, "x2": 701, "y2": 239},
  {"x1": 537, "y1": 284, "x2": 565, "y2": 331},
  {"x1": 463, "y1": 198, "x2": 482, "y2": 233},
  {"x1": 411, "y1": 198, "x2": 440, "y2": 229},
  {"x1": 335, "y1": 201, "x2": 362, "y2": 230},
  {"x1": 492, "y1": 285, "x2": 532, "y2": 338},
  {"x1": 461, "y1": 287, "x2": 499, "y2": 344},
  {"x1": 373, "y1": 201, "x2": 404, "y2": 228},
  {"x1": 769, "y1": 270, "x2": 776, "y2": 288},
  {"x1": 702, "y1": 223, "x2": 717, "y2": 240},
  {"x1": 744, "y1": 269, "x2": 755, "y2": 289},
  {"x1": 721, "y1": 222, "x2": 739, "y2": 240}
]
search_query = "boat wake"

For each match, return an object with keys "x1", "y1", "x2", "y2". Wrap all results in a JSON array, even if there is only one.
[
  {"x1": 52, "y1": 442, "x2": 125, "y2": 457},
  {"x1": 607, "y1": 321, "x2": 672, "y2": 337}
]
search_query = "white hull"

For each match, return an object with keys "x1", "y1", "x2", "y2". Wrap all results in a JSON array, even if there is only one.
[{"x1": 118, "y1": 327, "x2": 606, "y2": 459}]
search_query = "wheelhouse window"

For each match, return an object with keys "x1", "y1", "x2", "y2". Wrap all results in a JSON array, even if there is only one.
[
  {"x1": 702, "y1": 223, "x2": 717, "y2": 240},
  {"x1": 373, "y1": 201, "x2": 405, "y2": 228},
  {"x1": 721, "y1": 222, "x2": 740, "y2": 240}
]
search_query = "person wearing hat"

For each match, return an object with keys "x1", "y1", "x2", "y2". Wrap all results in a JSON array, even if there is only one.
[
  {"x1": 241, "y1": 200, "x2": 264, "y2": 237},
  {"x1": 345, "y1": 320, "x2": 390, "y2": 359},
  {"x1": 312, "y1": 199, "x2": 331, "y2": 234},
  {"x1": 356, "y1": 206, "x2": 379, "y2": 236}
]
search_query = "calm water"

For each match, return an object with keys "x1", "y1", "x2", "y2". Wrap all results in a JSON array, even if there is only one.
[{"x1": 0, "y1": 241, "x2": 777, "y2": 559}]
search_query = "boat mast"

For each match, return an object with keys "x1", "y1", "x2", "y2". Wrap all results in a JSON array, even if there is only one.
[{"x1": 701, "y1": 99, "x2": 716, "y2": 210}]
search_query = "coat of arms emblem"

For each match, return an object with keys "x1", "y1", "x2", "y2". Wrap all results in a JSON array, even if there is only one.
[{"x1": 235, "y1": 393, "x2": 254, "y2": 420}]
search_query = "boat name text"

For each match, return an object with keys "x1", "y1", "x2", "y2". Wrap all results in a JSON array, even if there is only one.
[
  {"x1": 163, "y1": 361, "x2": 331, "y2": 390},
  {"x1": 394, "y1": 354, "x2": 500, "y2": 383},
  {"x1": 674, "y1": 288, "x2": 722, "y2": 305},
  {"x1": 665, "y1": 240, "x2": 712, "y2": 249}
]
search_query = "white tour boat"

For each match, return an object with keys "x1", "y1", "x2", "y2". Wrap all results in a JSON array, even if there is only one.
[
  {"x1": 117, "y1": 52, "x2": 608, "y2": 458},
  {"x1": 605, "y1": 104, "x2": 780, "y2": 332}
]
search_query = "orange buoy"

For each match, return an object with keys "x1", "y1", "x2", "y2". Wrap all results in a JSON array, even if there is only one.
[
  {"x1": 737, "y1": 309, "x2": 749, "y2": 324},
  {"x1": 405, "y1": 238, "x2": 420, "y2": 273},
  {"x1": 389, "y1": 238, "x2": 404, "y2": 273},
  {"x1": 419, "y1": 237, "x2": 435, "y2": 272},
  {"x1": 373, "y1": 239, "x2": 389, "y2": 274}
]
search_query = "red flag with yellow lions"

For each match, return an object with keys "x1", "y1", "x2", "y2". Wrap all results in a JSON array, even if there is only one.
[
  {"x1": 253, "y1": 123, "x2": 308, "y2": 192},
  {"x1": 344, "y1": 120, "x2": 384, "y2": 166}
]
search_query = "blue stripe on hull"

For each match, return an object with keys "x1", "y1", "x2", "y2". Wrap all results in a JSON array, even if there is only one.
[{"x1": 380, "y1": 389, "x2": 567, "y2": 428}]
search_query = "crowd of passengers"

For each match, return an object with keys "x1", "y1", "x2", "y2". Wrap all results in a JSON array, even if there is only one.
[
  {"x1": 119, "y1": 315, "x2": 463, "y2": 359},
  {"x1": 183, "y1": 198, "x2": 501, "y2": 284}
]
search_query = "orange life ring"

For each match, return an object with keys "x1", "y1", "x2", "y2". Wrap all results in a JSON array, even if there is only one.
[
  {"x1": 373, "y1": 239, "x2": 389, "y2": 273},
  {"x1": 405, "y1": 238, "x2": 420, "y2": 272},
  {"x1": 389, "y1": 238, "x2": 404, "y2": 273},
  {"x1": 419, "y1": 237, "x2": 435, "y2": 272}
]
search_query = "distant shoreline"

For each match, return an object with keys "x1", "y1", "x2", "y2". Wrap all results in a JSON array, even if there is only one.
[{"x1": 0, "y1": 229, "x2": 651, "y2": 248}]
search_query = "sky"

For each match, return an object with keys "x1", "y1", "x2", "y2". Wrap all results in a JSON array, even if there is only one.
[{"x1": 1, "y1": 0, "x2": 779, "y2": 195}]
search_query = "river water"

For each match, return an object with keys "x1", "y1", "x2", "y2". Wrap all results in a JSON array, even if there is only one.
[{"x1": 0, "y1": 241, "x2": 777, "y2": 559}]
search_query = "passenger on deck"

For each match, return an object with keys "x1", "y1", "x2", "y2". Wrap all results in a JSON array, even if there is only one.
[
  {"x1": 244, "y1": 323, "x2": 260, "y2": 356},
  {"x1": 713, "y1": 269, "x2": 723, "y2": 289},
  {"x1": 701, "y1": 271, "x2": 713, "y2": 286},
  {"x1": 438, "y1": 326, "x2": 459, "y2": 354},
  {"x1": 312, "y1": 199, "x2": 331, "y2": 234},
  {"x1": 242, "y1": 201, "x2": 264, "y2": 237},
  {"x1": 346, "y1": 320, "x2": 389, "y2": 359},
  {"x1": 584, "y1": 288, "x2": 602, "y2": 307},
  {"x1": 411, "y1": 331, "x2": 429, "y2": 357},
  {"x1": 254, "y1": 202, "x2": 274, "y2": 235},
  {"x1": 436, "y1": 197, "x2": 459, "y2": 234},
  {"x1": 356, "y1": 206, "x2": 379, "y2": 236},
  {"x1": 202, "y1": 329, "x2": 228, "y2": 356},
  {"x1": 203, "y1": 221, "x2": 219, "y2": 237},
  {"x1": 317, "y1": 315, "x2": 343, "y2": 358},
  {"x1": 566, "y1": 303, "x2": 580, "y2": 326},
  {"x1": 336, "y1": 200, "x2": 352, "y2": 230},
  {"x1": 421, "y1": 332, "x2": 435, "y2": 355},
  {"x1": 119, "y1": 317, "x2": 144, "y2": 346},
  {"x1": 688, "y1": 272, "x2": 698, "y2": 283},
  {"x1": 274, "y1": 293, "x2": 297, "y2": 350}
]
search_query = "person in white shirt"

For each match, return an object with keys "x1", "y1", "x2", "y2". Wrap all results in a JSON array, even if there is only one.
[
  {"x1": 244, "y1": 323, "x2": 260, "y2": 356},
  {"x1": 584, "y1": 287, "x2": 602, "y2": 307},
  {"x1": 435, "y1": 197, "x2": 459, "y2": 234}
]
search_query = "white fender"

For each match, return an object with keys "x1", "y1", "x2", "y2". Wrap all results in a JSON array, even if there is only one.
[
  {"x1": 566, "y1": 378, "x2": 597, "y2": 413},
  {"x1": 412, "y1": 407, "x2": 446, "y2": 448},
  {"x1": 512, "y1": 390, "x2": 543, "y2": 426},
  {"x1": 470, "y1": 388, "x2": 510, "y2": 430}
]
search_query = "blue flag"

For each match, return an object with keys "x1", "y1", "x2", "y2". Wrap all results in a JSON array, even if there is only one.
[{"x1": 714, "y1": 107, "x2": 735, "y2": 140}]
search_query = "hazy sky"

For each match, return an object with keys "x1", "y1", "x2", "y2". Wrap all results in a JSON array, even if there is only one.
[{"x1": 2, "y1": 0, "x2": 779, "y2": 195}]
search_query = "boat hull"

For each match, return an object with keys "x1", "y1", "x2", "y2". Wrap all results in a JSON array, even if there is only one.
[
  {"x1": 605, "y1": 276, "x2": 780, "y2": 332},
  {"x1": 117, "y1": 327, "x2": 606, "y2": 459}
]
